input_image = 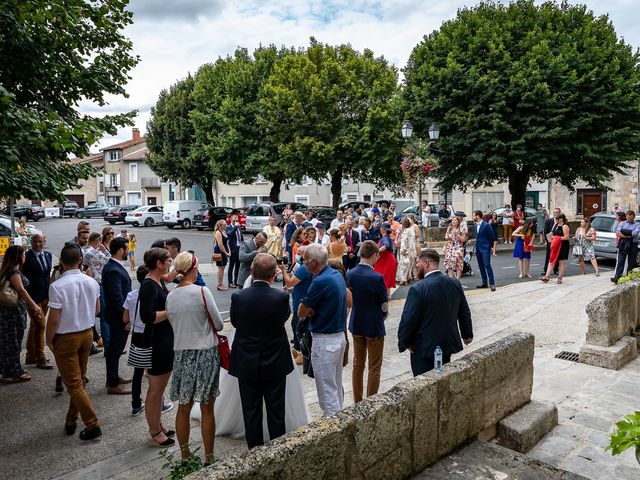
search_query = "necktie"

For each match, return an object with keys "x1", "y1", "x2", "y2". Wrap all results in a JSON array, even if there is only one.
[
  {"x1": 348, "y1": 232, "x2": 353, "y2": 249},
  {"x1": 39, "y1": 253, "x2": 47, "y2": 272},
  {"x1": 237, "y1": 228, "x2": 241, "y2": 243}
]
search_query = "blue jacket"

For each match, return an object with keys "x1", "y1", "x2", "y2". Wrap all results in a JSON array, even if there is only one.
[
  {"x1": 102, "y1": 259, "x2": 132, "y2": 326},
  {"x1": 473, "y1": 220, "x2": 496, "y2": 254},
  {"x1": 347, "y1": 264, "x2": 388, "y2": 337},
  {"x1": 226, "y1": 224, "x2": 244, "y2": 253},
  {"x1": 22, "y1": 249, "x2": 52, "y2": 303},
  {"x1": 398, "y1": 271, "x2": 473, "y2": 358}
]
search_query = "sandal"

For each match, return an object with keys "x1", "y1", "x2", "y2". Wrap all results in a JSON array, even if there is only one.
[
  {"x1": 11, "y1": 373, "x2": 31, "y2": 383},
  {"x1": 557, "y1": 278, "x2": 563, "y2": 284},
  {"x1": 216, "y1": 285, "x2": 228, "y2": 291},
  {"x1": 540, "y1": 276, "x2": 550, "y2": 283},
  {"x1": 160, "y1": 424, "x2": 176, "y2": 438},
  {"x1": 149, "y1": 430, "x2": 175, "y2": 447}
]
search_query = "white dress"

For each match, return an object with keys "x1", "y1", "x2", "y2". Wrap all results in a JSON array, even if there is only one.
[{"x1": 191, "y1": 276, "x2": 309, "y2": 440}]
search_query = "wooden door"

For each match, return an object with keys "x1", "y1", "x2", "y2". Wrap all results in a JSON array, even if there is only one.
[{"x1": 583, "y1": 192, "x2": 602, "y2": 218}]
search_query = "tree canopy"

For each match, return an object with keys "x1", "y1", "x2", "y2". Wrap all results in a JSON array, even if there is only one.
[
  {"x1": 0, "y1": 0, "x2": 139, "y2": 201},
  {"x1": 403, "y1": 0, "x2": 640, "y2": 207}
]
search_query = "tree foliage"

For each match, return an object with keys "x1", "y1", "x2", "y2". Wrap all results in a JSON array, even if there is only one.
[
  {"x1": 260, "y1": 39, "x2": 403, "y2": 208},
  {"x1": 0, "y1": 0, "x2": 139, "y2": 201},
  {"x1": 403, "y1": 0, "x2": 640, "y2": 207}
]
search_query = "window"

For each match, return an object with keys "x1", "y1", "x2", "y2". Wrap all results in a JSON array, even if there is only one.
[
  {"x1": 110, "y1": 173, "x2": 120, "y2": 189},
  {"x1": 129, "y1": 162, "x2": 138, "y2": 183},
  {"x1": 242, "y1": 196, "x2": 259, "y2": 207},
  {"x1": 108, "y1": 150, "x2": 122, "y2": 162},
  {"x1": 107, "y1": 196, "x2": 121, "y2": 206},
  {"x1": 590, "y1": 216, "x2": 615, "y2": 232},
  {"x1": 295, "y1": 195, "x2": 309, "y2": 204},
  {"x1": 363, "y1": 194, "x2": 371, "y2": 202},
  {"x1": 345, "y1": 194, "x2": 357, "y2": 201},
  {"x1": 472, "y1": 192, "x2": 503, "y2": 213},
  {"x1": 226, "y1": 197, "x2": 236, "y2": 207},
  {"x1": 99, "y1": 181, "x2": 104, "y2": 192},
  {"x1": 127, "y1": 192, "x2": 141, "y2": 205}
]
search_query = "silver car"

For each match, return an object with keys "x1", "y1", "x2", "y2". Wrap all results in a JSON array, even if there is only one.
[
  {"x1": 589, "y1": 213, "x2": 640, "y2": 260},
  {"x1": 244, "y1": 202, "x2": 308, "y2": 233}
]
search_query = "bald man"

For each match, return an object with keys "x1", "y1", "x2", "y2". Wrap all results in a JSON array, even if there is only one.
[{"x1": 22, "y1": 233, "x2": 54, "y2": 368}]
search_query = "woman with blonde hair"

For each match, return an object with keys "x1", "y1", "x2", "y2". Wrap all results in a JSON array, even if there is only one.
[
  {"x1": 443, "y1": 217, "x2": 466, "y2": 278},
  {"x1": 213, "y1": 220, "x2": 231, "y2": 291},
  {"x1": 327, "y1": 228, "x2": 347, "y2": 261},
  {"x1": 167, "y1": 251, "x2": 224, "y2": 465},
  {"x1": 396, "y1": 218, "x2": 417, "y2": 285},
  {"x1": 512, "y1": 219, "x2": 535, "y2": 278},
  {"x1": 573, "y1": 218, "x2": 600, "y2": 276}
]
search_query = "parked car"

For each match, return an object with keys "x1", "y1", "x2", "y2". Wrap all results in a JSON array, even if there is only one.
[
  {"x1": 226, "y1": 207, "x2": 247, "y2": 230},
  {"x1": 163, "y1": 200, "x2": 212, "y2": 229},
  {"x1": 244, "y1": 202, "x2": 308, "y2": 233},
  {"x1": 5, "y1": 204, "x2": 45, "y2": 222},
  {"x1": 74, "y1": 203, "x2": 110, "y2": 218},
  {"x1": 487, "y1": 206, "x2": 537, "y2": 223},
  {"x1": 306, "y1": 206, "x2": 337, "y2": 227},
  {"x1": 194, "y1": 206, "x2": 239, "y2": 230},
  {"x1": 104, "y1": 205, "x2": 138, "y2": 225},
  {"x1": 589, "y1": 213, "x2": 640, "y2": 261},
  {"x1": 57, "y1": 200, "x2": 79, "y2": 218},
  {"x1": 125, "y1": 205, "x2": 164, "y2": 227},
  {"x1": 398, "y1": 203, "x2": 456, "y2": 226},
  {"x1": 0, "y1": 216, "x2": 43, "y2": 237}
]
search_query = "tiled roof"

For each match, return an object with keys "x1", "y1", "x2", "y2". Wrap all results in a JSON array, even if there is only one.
[
  {"x1": 101, "y1": 137, "x2": 146, "y2": 151},
  {"x1": 122, "y1": 146, "x2": 148, "y2": 160},
  {"x1": 69, "y1": 153, "x2": 103, "y2": 165}
]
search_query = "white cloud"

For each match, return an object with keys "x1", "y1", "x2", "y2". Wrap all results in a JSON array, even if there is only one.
[{"x1": 93, "y1": 0, "x2": 640, "y2": 149}]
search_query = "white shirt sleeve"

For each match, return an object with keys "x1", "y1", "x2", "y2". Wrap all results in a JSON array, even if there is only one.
[{"x1": 48, "y1": 283, "x2": 62, "y2": 309}]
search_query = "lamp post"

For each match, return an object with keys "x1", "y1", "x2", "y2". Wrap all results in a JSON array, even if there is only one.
[{"x1": 401, "y1": 121, "x2": 439, "y2": 220}]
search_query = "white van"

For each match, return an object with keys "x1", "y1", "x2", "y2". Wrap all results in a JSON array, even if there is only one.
[{"x1": 163, "y1": 200, "x2": 211, "y2": 229}]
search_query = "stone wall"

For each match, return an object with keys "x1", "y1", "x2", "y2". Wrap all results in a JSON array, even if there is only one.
[
  {"x1": 192, "y1": 332, "x2": 534, "y2": 480},
  {"x1": 579, "y1": 281, "x2": 639, "y2": 369}
]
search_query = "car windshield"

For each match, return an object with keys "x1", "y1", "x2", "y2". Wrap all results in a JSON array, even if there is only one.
[
  {"x1": 590, "y1": 217, "x2": 616, "y2": 232},
  {"x1": 271, "y1": 204, "x2": 287, "y2": 214}
]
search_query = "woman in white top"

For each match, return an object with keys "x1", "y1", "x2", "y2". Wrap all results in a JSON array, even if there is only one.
[{"x1": 166, "y1": 251, "x2": 224, "y2": 465}]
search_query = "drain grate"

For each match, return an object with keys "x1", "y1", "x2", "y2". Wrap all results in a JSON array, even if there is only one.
[{"x1": 555, "y1": 351, "x2": 579, "y2": 362}]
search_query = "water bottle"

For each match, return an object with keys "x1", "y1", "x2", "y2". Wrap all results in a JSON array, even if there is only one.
[{"x1": 434, "y1": 346, "x2": 443, "y2": 372}]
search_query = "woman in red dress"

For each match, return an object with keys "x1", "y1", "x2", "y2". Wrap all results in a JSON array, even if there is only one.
[{"x1": 374, "y1": 223, "x2": 397, "y2": 297}]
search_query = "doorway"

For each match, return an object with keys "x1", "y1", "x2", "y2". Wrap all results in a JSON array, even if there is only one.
[{"x1": 578, "y1": 189, "x2": 605, "y2": 218}]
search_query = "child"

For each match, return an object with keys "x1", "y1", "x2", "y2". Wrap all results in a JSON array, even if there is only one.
[
  {"x1": 128, "y1": 233, "x2": 136, "y2": 271},
  {"x1": 123, "y1": 266, "x2": 172, "y2": 417}
]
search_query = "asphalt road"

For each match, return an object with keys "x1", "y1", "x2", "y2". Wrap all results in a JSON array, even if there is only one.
[{"x1": 34, "y1": 217, "x2": 617, "y2": 311}]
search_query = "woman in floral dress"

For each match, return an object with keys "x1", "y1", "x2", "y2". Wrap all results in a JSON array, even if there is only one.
[
  {"x1": 396, "y1": 218, "x2": 417, "y2": 285},
  {"x1": 443, "y1": 217, "x2": 466, "y2": 279},
  {"x1": 573, "y1": 218, "x2": 600, "y2": 276}
]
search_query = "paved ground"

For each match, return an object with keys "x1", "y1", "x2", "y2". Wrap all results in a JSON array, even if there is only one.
[{"x1": 1, "y1": 269, "x2": 638, "y2": 479}]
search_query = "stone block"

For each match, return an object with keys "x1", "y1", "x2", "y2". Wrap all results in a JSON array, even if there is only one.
[
  {"x1": 579, "y1": 335, "x2": 638, "y2": 370},
  {"x1": 474, "y1": 332, "x2": 535, "y2": 429},
  {"x1": 497, "y1": 400, "x2": 558, "y2": 453},
  {"x1": 477, "y1": 424, "x2": 497, "y2": 442},
  {"x1": 390, "y1": 376, "x2": 439, "y2": 472},
  {"x1": 345, "y1": 393, "x2": 413, "y2": 479},
  {"x1": 585, "y1": 282, "x2": 638, "y2": 347}
]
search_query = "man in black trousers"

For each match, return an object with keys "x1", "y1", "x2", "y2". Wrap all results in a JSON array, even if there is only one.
[
  {"x1": 229, "y1": 253, "x2": 293, "y2": 449},
  {"x1": 542, "y1": 207, "x2": 561, "y2": 276}
]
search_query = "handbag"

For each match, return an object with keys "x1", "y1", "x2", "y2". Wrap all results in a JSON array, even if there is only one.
[
  {"x1": 0, "y1": 272, "x2": 19, "y2": 307},
  {"x1": 127, "y1": 298, "x2": 152, "y2": 368},
  {"x1": 343, "y1": 330, "x2": 350, "y2": 367},
  {"x1": 201, "y1": 287, "x2": 231, "y2": 370},
  {"x1": 572, "y1": 244, "x2": 583, "y2": 257},
  {"x1": 211, "y1": 237, "x2": 222, "y2": 262}
]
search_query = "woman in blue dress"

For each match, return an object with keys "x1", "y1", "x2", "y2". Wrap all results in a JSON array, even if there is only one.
[{"x1": 512, "y1": 219, "x2": 535, "y2": 278}]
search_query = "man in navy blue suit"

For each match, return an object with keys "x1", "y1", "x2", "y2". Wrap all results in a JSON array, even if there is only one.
[
  {"x1": 102, "y1": 237, "x2": 132, "y2": 395},
  {"x1": 226, "y1": 215, "x2": 244, "y2": 287},
  {"x1": 473, "y1": 210, "x2": 496, "y2": 291},
  {"x1": 346, "y1": 240, "x2": 388, "y2": 402}
]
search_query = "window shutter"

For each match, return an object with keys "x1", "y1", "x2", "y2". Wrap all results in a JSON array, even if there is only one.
[
  {"x1": 104, "y1": 174, "x2": 111, "y2": 188},
  {"x1": 116, "y1": 174, "x2": 121, "y2": 186}
]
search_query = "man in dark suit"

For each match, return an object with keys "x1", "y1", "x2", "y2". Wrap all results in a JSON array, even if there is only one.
[
  {"x1": 22, "y1": 233, "x2": 53, "y2": 369},
  {"x1": 542, "y1": 208, "x2": 561, "y2": 276},
  {"x1": 226, "y1": 215, "x2": 244, "y2": 287},
  {"x1": 229, "y1": 253, "x2": 293, "y2": 449},
  {"x1": 347, "y1": 240, "x2": 388, "y2": 402},
  {"x1": 102, "y1": 237, "x2": 132, "y2": 395},
  {"x1": 343, "y1": 219, "x2": 361, "y2": 270},
  {"x1": 472, "y1": 210, "x2": 497, "y2": 291},
  {"x1": 398, "y1": 249, "x2": 473, "y2": 376},
  {"x1": 237, "y1": 232, "x2": 268, "y2": 288},
  {"x1": 285, "y1": 211, "x2": 305, "y2": 264}
]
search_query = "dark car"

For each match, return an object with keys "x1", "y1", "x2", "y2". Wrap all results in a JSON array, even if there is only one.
[
  {"x1": 7, "y1": 204, "x2": 45, "y2": 222},
  {"x1": 104, "y1": 205, "x2": 138, "y2": 224},
  {"x1": 75, "y1": 203, "x2": 110, "y2": 218},
  {"x1": 194, "y1": 206, "x2": 238, "y2": 230},
  {"x1": 57, "y1": 200, "x2": 79, "y2": 218},
  {"x1": 306, "y1": 206, "x2": 336, "y2": 226}
]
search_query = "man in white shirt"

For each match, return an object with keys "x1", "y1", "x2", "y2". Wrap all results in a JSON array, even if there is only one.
[
  {"x1": 47, "y1": 243, "x2": 102, "y2": 440},
  {"x1": 330, "y1": 209, "x2": 346, "y2": 229}
]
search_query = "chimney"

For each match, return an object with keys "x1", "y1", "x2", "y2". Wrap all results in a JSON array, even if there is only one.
[{"x1": 132, "y1": 128, "x2": 140, "y2": 141}]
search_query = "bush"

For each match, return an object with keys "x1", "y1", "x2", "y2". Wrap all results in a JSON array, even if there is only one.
[
  {"x1": 606, "y1": 411, "x2": 640, "y2": 456},
  {"x1": 160, "y1": 447, "x2": 204, "y2": 480}
]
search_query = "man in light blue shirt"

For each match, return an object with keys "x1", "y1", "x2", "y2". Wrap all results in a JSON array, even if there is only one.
[{"x1": 612, "y1": 210, "x2": 639, "y2": 282}]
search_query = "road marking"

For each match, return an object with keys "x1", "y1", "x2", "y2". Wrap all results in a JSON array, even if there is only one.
[{"x1": 502, "y1": 266, "x2": 516, "y2": 269}]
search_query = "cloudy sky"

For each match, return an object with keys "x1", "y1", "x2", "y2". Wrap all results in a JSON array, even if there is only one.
[{"x1": 92, "y1": 0, "x2": 640, "y2": 149}]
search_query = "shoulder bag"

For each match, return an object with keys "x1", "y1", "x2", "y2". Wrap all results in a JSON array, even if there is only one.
[
  {"x1": 201, "y1": 288, "x2": 230, "y2": 370},
  {"x1": 211, "y1": 235, "x2": 222, "y2": 262},
  {"x1": 0, "y1": 271, "x2": 19, "y2": 307},
  {"x1": 127, "y1": 297, "x2": 153, "y2": 368}
]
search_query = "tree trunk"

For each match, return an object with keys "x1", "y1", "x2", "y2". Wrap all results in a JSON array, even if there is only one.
[
  {"x1": 507, "y1": 168, "x2": 529, "y2": 210},
  {"x1": 330, "y1": 166, "x2": 343, "y2": 209},
  {"x1": 269, "y1": 175, "x2": 282, "y2": 202},
  {"x1": 202, "y1": 178, "x2": 215, "y2": 206}
]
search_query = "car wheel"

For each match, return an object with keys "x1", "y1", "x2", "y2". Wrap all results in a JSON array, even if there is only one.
[
  {"x1": 144, "y1": 217, "x2": 154, "y2": 227},
  {"x1": 181, "y1": 219, "x2": 191, "y2": 229},
  {"x1": 75, "y1": 212, "x2": 82, "y2": 218}
]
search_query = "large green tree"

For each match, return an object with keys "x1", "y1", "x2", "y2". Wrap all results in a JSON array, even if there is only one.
[
  {"x1": 146, "y1": 75, "x2": 216, "y2": 205},
  {"x1": 0, "y1": 0, "x2": 139, "y2": 201},
  {"x1": 403, "y1": 0, "x2": 640, "y2": 208},
  {"x1": 259, "y1": 39, "x2": 403, "y2": 208}
]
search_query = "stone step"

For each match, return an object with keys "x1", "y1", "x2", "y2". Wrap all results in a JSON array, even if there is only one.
[
  {"x1": 497, "y1": 400, "x2": 558, "y2": 453},
  {"x1": 413, "y1": 441, "x2": 588, "y2": 479}
]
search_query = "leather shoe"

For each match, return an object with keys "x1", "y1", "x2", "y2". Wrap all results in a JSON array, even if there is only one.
[
  {"x1": 36, "y1": 359, "x2": 54, "y2": 370},
  {"x1": 107, "y1": 384, "x2": 132, "y2": 395},
  {"x1": 490, "y1": 285, "x2": 496, "y2": 292},
  {"x1": 65, "y1": 423, "x2": 77, "y2": 436},
  {"x1": 476, "y1": 284, "x2": 489, "y2": 289},
  {"x1": 79, "y1": 426, "x2": 102, "y2": 441},
  {"x1": 119, "y1": 377, "x2": 133, "y2": 384}
]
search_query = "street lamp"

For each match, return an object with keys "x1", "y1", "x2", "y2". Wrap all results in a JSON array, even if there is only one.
[
  {"x1": 428, "y1": 122, "x2": 440, "y2": 141},
  {"x1": 401, "y1": 121, "x2": 414, "y2": 139}
]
